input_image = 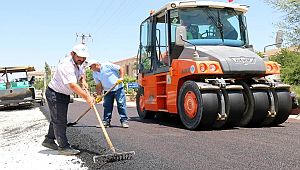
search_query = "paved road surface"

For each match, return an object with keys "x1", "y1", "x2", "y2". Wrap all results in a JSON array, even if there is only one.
[{"x1": 41, "y1": 100, "x2": 300, "y2": 170}]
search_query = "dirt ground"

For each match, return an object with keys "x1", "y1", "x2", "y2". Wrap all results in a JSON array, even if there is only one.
[{"x1": 0, "y1": 106, "x2": 87, "y2": 170}]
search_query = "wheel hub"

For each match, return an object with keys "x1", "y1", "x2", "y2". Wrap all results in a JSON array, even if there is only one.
[{"x1": 184, "y1": 91, "x2": 198, "y2": 119}]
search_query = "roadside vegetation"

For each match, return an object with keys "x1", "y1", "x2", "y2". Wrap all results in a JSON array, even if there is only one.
[
  {"x1": 264, "y1": 0, "x2": 300, "y2": 101},
  {"x1": 271, "y1": 49, "x2": 300, "y2": 101}
]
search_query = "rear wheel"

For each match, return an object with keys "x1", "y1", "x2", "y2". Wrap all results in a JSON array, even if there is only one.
[
  {"x1": 225, "y1": 89, "x2": 245, "y2": 127},
  {"x1": 136, "y1": 86, "x2": 153, "y2": 119},
  {"x1": 249, "y1": 89, "x2": 270, "y2": 126},
  {"x1": 271, "y1": 89, "x2": 292, "y2": 125}
]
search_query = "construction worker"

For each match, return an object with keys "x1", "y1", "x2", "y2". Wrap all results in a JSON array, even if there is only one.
[
  {"x1": 87, "y1": 60, "x2": 129, "y2": 128},
  {"x1": 42, "y1": 44, "x2": 95, "y2": 155}
]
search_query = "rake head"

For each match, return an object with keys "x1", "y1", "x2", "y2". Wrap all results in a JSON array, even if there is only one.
[{"x1": 93, "y1": 151, "x2": 135, "y2": 163}]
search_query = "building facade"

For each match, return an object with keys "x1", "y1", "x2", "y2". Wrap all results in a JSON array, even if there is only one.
[{"x1": 113, "y1": 56, "x2": 137, "y2": 78}]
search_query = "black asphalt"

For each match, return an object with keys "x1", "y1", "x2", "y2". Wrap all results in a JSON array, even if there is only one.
[{"x1": 41, "y1": 100, "x2": 300, "y2": 170}]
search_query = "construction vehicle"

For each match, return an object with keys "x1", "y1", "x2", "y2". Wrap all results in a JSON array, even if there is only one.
[
  {"x1": 136, "y1": 1, "x2": 293, "y2": 130},
  {"x1": 0, "y1": 66, "x2": 40, "y2": 108}
]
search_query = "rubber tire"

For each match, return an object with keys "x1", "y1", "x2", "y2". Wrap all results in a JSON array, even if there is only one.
[
  {"x1": 136, "y1": 86, "x2": 153, "y2": 119},
  {"x1": 177, "y1": 81, "x2": 203, "y2": 130},
  {"x1": 178, "y1": 81, "x2": 219, "y2": 130},
  {"x1": 224, "y1": 89, "x2": 245, "y2": 127},
  {"x1": 248, "y1": 89, "x2": 270, "y2": 126},
  {"x1": 201, "y1": 91, "x2": 219, "y2": 128},
  {"x1": 271, "y1": 89, "x2": 292, "y2": 125},
  {"x1": 237, "y1": 81, "x2": 254, "y2": 127}
]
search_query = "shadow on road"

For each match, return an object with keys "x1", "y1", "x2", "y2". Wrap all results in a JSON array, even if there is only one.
[
  {"x1": 128, "y1": 112, "x2": 286, "y2": 131},
  {"x1": 129, "y1": 112, "x2": 189, "y2": 130}
]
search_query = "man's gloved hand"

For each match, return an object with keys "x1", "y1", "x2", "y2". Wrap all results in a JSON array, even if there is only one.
[
  {"x1": 116, "y1": 78, "x2": 124, "y2": 84},
  {"x1": 86, "y1": 96, "x2": 95, "y2": 107},
  {"x1": 95, "y1": 95, "x2": 103, "y2": 103}
]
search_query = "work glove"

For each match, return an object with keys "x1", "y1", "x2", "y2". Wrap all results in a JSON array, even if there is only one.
[
  {"x1": 116, "y1": 78, "x2": 124, "y2": 84},
  {"x1": 95, "y1": 95, "x2": 103, "y2": 103}
]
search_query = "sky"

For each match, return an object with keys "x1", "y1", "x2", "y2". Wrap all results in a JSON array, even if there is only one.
[{"x1": 0, "y1": 0, "x2": 283, "y2": 70}]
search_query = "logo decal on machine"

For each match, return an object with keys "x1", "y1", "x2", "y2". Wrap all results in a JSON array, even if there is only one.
[
  {"x1": 181, "y1": 65, "x2": 196, "y2": 74},
  {"x1": 230, "y1": 57, "x2": 255, "y2": 65},
  {"x1": 190, "y1": 65, "x2": 195, "y2": 73}
]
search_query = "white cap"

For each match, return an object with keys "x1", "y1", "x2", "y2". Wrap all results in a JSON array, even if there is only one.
[
  {"x1": 72, "y1": 44, "x2": 90, "y2": 58},
  {"x1": 86, "y1": 59, "x2": 99, "y2": 67}
]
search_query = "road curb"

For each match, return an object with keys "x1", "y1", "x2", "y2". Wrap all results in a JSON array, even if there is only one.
[{"x1": 289, "y1": 114, "x2": 300, "y2": 120}]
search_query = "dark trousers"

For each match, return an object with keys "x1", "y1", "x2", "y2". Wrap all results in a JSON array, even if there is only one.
[
  {"x1": 45, "y1": 87, "x2": 70, "y2": 148},
  {"x1": 103, "y1": 87, "x2": 128, "y2": 123}
]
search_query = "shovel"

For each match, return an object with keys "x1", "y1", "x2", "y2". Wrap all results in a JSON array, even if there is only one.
[
  {"x1": 91, "y1": 104, "x2": 135, "y2": 162},
  {"x1": 67, "y1": 80, "x2": 122, "y2": 127}
]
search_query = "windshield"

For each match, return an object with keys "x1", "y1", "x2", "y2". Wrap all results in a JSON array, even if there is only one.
[{"x1": 170, "y1": 7, "x2": 248, "y2": 47}]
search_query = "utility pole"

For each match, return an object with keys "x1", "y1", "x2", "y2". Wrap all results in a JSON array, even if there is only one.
[{"x1": 76, "y1": 33, "x2": 92, "y2": 45}]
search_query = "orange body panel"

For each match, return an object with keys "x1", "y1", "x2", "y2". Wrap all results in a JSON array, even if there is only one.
[{"x1": 139, "y1": 59, "x2": 224, "y2": 114}]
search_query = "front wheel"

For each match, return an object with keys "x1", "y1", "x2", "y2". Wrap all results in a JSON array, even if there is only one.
[
  {"x1": 178, "y1": 81, "x2": 219, "y2": 130},
  {"x1": 178, "y1": 81, "x2": 203, "y2": 130}
]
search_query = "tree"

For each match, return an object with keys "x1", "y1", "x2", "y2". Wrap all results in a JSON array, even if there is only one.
[
  {"x1": 85, "y1": 69, "x2": 95, "y2": 92},
  {"x1": 33, "y1": 79, "x2": 44, "y2": 90},
  {"x1": 271, "y1": 49, "x2": 300, "y2": 85},
  {"x1": 45, "y1": 62, "x2": 52, "y2": 81},
  {"x1": 264, "y1": 0, "x2": 300, "y2": 47}
]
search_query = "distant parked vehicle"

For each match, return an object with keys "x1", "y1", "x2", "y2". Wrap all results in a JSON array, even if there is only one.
[{"x1": 0, "y1": 66, "x2": 41, "y2": 108}]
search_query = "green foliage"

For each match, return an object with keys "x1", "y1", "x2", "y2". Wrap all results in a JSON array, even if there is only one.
[
  {"x1": 123, "y1": 75, "x2": 137, "y2": 92},
  {"x1": 33, "y1": 79, "x2": 44, "y2": 90},
  {"x1": 271, "y1": 49, "x2": 300, "y2": 85},
  {"x1": 291, "y1": 85, "x2": 300, "y2": 96},
  {"x1": 256, "y1": 51, "x2": 264, "y2": 57},
  {"x1": 122, "y1": 75, "x2": 137, "y2": 101},
  {"x1": 85, "y1": 69, "x2": 96, "y2": 92},
  {"x1": 45, "y1": 62, "x2": 52, "y2": 81},
  {"x1": 264, "y1": 0, "x2": 300, "y2": 47}
]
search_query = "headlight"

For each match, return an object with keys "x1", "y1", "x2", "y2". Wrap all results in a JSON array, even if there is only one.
[
  {"x1": 209, "y1": 64, "x2": 217, "y2": 72},
  {"x1": 199, "y1": 63, "x2": 207, "y2": 72}
]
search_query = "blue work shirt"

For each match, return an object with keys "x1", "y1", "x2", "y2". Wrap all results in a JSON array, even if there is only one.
[{"x1": 92, "y1": 62, "x2": 123, "y2": 91}]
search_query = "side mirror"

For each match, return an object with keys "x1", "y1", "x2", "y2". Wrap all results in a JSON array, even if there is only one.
[
  {"x1": 275, "y1": 30, "x2": 283, "y2": 48},
  {"x1": 175, "y1": 26, "x2": 187, "y2": 46}
]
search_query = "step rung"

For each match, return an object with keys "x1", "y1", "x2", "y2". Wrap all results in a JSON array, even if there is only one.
[
  {"x1": 158, "y1": 109, "x2": 168, "y2": 112},
  {"x1": 156, "y1": 81, "x2": 166, "y2": 84},
  {"x1": 157, "y1": 95, "x2": 167, "y2": 98}
]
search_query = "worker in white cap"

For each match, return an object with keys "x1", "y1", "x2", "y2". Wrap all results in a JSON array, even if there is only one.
[{"x1": 42, "y1": 44, "x2": 95, "y2": 155}]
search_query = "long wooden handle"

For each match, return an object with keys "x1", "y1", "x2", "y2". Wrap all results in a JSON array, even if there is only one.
[
  {"x1": 92, "y1": 104, "x2": 116, "y2": 153},
  {"x1": 101, "y1": 81, "x2": 121, "y2": 97},
  {"x1": 74, "y1": 107, "x2": 91, "y2": 123},
  {"x1": 74, "y1": 81, "x2": 121, "y2": 123}
]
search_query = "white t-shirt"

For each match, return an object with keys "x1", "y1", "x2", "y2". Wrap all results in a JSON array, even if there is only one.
[{"x1": 48, "y1": 55, "x2": 85, "y2": 95}]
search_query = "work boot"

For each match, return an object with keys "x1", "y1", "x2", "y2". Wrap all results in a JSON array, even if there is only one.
[
  {"x1": 121, "y1": 121, "x2": 129, "y2": 128},
  {"x1": 42, "y1": 137, "x2": 58, "y2": 150},
  {"x1": 58, "y1": 146, "x2": 80, "y2": 155},
  {"x1": 102, "y1": 121, "x2": 111, "y2": 128}
]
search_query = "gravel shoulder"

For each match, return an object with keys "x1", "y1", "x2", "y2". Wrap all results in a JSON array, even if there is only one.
[{"x1": 0, "y1": 106, "x2": 87, "y2": 170}]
